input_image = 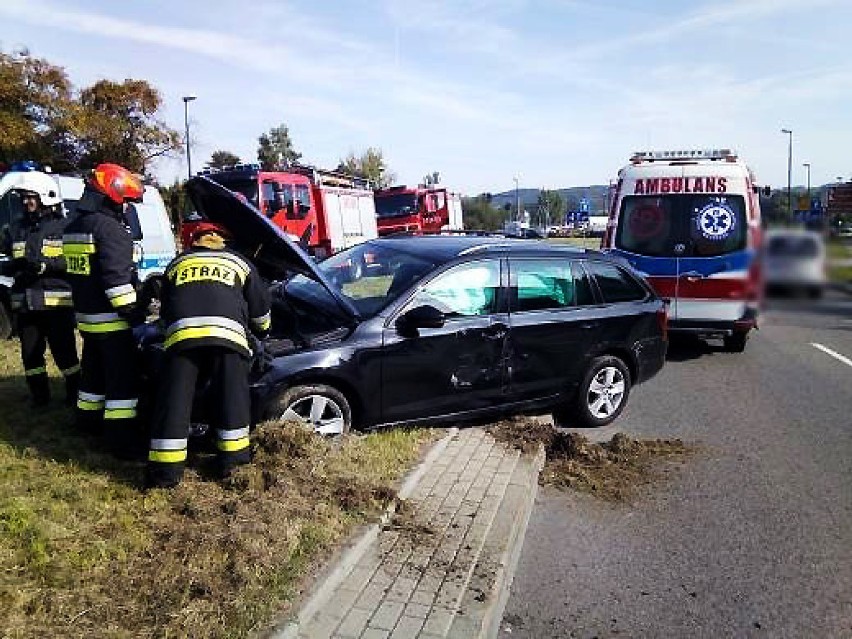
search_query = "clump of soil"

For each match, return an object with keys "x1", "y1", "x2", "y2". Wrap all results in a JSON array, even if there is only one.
[
  {"x1": 489, "y1": 417, "x2": 693, "y2": 501},
  {"x1": 385, "y1": 499, "x2": 437, "y2": 541}
]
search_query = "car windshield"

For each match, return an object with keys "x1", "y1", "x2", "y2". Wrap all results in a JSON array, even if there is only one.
[
  {"x1": 615, "y1": 194, "x2": 747, "y2": 257},
  {"x1": 766, "y1": 235, "x2": 820, "y2": 258},
  {"x1": 375, "y1": 193, "x2": 417, "y2": 219},
  {"x1": 283, "y1": 242, "x2": 437, "y2": 319}
]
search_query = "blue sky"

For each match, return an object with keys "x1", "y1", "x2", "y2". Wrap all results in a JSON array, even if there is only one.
[{"x1": 1, "y1": 0, "x2": 850, "y2": 193}]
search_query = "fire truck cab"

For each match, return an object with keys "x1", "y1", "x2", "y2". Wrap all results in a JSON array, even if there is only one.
[
  {"x1": 188, "y1": 164, "x2": 378, "y2": 259},
  {"x1": 602, "y1": 149, "x2": 765, "y2": 352},
  {"x1": 374, "y1": 185, "x2": 463, "y2": 236}
]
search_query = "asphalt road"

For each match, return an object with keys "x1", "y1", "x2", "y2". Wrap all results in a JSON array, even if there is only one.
[{"x1": 502, "y1": 289, "x2": 852, "y2": 639}]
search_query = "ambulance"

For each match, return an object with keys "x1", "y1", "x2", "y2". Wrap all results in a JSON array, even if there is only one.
[{"x1": 602, "y1": 149, "x2": 765, "y2": 352}]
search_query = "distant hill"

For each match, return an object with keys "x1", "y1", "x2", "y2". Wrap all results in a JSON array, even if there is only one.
[{"x1": 488, "y1": 185, "x2": 611, "y2": 216}]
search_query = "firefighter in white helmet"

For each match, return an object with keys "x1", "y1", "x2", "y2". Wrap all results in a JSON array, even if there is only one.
[{"x1": 1, "y1": 171, "x2": 80, "y2": 406}]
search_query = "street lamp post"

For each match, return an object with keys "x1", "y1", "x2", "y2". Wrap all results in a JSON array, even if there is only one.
[
  {"x1": 781, "y1": 128, "x2": 793, "y2": 220},
  {"x1": 513, "y1": 176, "x2": 520, "y2": 224},
  {"x1": 803, "y1": 162, "x2": 811, "y2": 202},
  {"x1": 182, "y1": 95, "x2": 197, "y2": 180}
]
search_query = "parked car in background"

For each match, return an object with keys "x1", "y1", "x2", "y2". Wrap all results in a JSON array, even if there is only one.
[
  {"x1": 141, "y1": 177, "x2": 668, "y2": 435},
  {"x1": 763, "y1": 229, "x2": 826, "y2": 298}
]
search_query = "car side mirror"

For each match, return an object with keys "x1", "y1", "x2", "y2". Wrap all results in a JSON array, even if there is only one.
[{"x1": 396, "y1": 304, "x2": 445, "y2": 336}]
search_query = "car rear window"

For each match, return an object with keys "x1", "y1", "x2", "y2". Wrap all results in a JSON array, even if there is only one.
[
  {"x1": 616, "y1": 194, "x2": 747, "y2": 257},
  {"x1": 585, "y1": 261, "x2": 647, "y2": 303},
  {"x1": 766, "y1": 235, "x2": 820, "y2": 258}
]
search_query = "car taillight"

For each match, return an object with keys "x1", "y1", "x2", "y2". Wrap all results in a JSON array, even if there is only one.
[{"x1": 656, "y1": 305, "x2": 668, "y2": 341}]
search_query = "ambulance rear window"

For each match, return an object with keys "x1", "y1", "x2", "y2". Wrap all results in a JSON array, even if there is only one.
[{"x1": 615, "y1": 195, "x2": 746, "y2": 257}]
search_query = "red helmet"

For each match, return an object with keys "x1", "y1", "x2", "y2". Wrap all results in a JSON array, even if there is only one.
[
  {"x1": 88, "y1": 163, "x2": 144, "y2": 205},
  {"x1": 190, "y1": 221, "x2": 230, "y2": 243}
]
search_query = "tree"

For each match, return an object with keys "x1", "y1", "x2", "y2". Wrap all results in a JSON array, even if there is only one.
[
  {"x1": 206, "y1": 150, "x2": 241, "y2": 170},
  {"x1": 159, "y1": 179, "x2": 190, "y2": 233},
  {"x1": 75, "y1": 79, "x2": 181, "y2": 175},
  {"x1": 257, "y1": 124, "x2": 301, "y2": 170},
  {"x1": 337, "y1": 147, "x2": 396, "y2": 188},
  {"x1": 536, "y1": 189, "x2": 565, "y2": 228},
  {"x1": 0, "y1": 49, "x2": 78, "y2": 171},
  {"x1": 462, "y1": 195, "x2": 504, "y2": 231},
  {"x1": 422, "y1": 171, "x2": 440, "y2": 186}
]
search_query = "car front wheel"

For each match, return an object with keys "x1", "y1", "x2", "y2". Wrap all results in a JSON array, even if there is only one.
[
  {"x1": 268, "y1": 384, "x2": 352, "y2": 436},
  {"x1": 569, "y1": 356, "x2": 632, "y2": 428}
]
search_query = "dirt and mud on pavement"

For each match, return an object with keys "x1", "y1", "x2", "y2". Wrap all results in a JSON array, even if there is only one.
[{"x1": 488, "y1": 417, "x2": 694, "y2": 501}]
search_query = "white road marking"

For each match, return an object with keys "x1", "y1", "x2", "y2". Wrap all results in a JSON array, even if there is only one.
[{"x1": 811, "y1": 343, "x2": 852, "y2": 369}]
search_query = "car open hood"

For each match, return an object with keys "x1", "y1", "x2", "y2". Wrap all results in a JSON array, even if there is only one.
[{"x1": 185, "y1": 176, "x2": 360, "y2": 320}]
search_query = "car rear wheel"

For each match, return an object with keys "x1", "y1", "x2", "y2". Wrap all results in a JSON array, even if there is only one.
[
  {"x1": 568, "y1": 356, "x2": 631, "y2": 428},
  {"x1": 723, "y1": 332, "x2": 748, "y2": 353},
  {"x1": 268, "y1": 384, "x2": 352, "y2": 436}
]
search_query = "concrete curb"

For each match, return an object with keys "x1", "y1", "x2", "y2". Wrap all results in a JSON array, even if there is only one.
[
  {"x1": 268, "y1": 427, "x2": 459, "y2": 639},
  {"x1": 482, "y1": 443, "x2": 546, "y2": 639},
  {"x1": 446, "y1": 443, "x2": 546, "y2": 639}
]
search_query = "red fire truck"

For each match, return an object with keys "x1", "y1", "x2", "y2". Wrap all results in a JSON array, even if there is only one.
[
  {"x1": 183, "y1": 164, "x2": 378, "y2": 259},
  {"x1": 374, "y1": 184, "x2": 464, "y2": 236}
]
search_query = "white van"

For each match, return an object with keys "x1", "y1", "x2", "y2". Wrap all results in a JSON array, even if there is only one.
[{"x1": 0, "y1": 172, "x2": 177, "y2": 337}]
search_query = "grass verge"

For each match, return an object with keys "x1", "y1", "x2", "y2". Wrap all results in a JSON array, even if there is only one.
[
  {"x1": 546, "y1": 236, "x2": 602, "y2": 249},
  {"x1": 489, "y1": 417, "x2": 694, "y2": 501},
  {"x1": 0, "y1": 339, "x2": 436, "y2": 638}
]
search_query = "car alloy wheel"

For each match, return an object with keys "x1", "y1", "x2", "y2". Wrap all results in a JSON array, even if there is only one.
[
  {"x1": 271, "y1": 384, "x2": 352, "y2": 436},
  {"x1": 587, "y1": 366, "x2": 626, "y2": 419}
]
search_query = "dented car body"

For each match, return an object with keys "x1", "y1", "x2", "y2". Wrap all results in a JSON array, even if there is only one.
[{"x1": 142, "y1": 177, "x2": 667, "y2": 434}]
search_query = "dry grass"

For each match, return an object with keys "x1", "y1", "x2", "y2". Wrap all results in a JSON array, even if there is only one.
[
  {"x1": 0, "y1": 338, "x2": 436, "y2": 638},
  {"x1": 489, "y1": 417, "x2": 694, "y2": 502}
]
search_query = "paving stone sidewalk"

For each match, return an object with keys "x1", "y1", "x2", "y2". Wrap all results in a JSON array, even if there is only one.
[{"x1": 283, "y1": 427, "x2": 543, "y2": 639}]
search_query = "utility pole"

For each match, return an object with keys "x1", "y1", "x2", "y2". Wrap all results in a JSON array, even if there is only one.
[
  {"x1": 781, "y1": 128, "x2": 793, "y2": 220},
  {"x1": 183, "y1": 95, "x2": 197, "y2": 180},
  {"x1": 803, "y1": 162, "x2": 811, "y2": 202}
]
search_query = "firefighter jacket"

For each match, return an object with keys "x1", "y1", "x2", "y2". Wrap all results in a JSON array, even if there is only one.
[
  {"x1": 62, "y1": 202, "x2": 138, "y2": 334},
  {"x1": 2, "y1": 213, "x2": 73, "y2": 312},
  {"x1": 160, "y1": 240, "x2": 271, "y2": 357}
]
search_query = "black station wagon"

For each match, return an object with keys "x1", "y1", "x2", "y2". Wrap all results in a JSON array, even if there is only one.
[{"x1": 141, "y1": 177, "x2": 668, "y2": 434}]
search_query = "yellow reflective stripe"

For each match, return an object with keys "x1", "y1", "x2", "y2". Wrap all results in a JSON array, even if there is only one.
[
  {"x1": 217, "y1": 437, "x2": 250, "y2": 452},
  {"x1": 78, "y1": 320, "x2": 130, "y2": 333},
  {"x1": 252, "y1": 313, "x2": 271, "y2": 332},
  {"x1": 12, "y1": 248, "x2": 24, "y2": 258},
  {"x1": 77, "y1": 399, "x2": 104, "y2": 411},
  {"x1": 164, "y1": 326, "x2": 249, "y2": 351},
  {"x1": 148, "y1": 449, "x2": 188, "y2": 463},
  {"x1": 25, "y1": 367, "x2": 47, "y2": 376},
  {"x1": 170, "y1": 252, "x2": 250, "y2": 279},
  {"x1": 104, "y1": 408, "x2": 137, "y2": 420},
  {"x1": 109, "y1": 291, "x2": 137, "y2": 308},
  {"x1": 42, "y1": 246, "x2": 63, "y2": 257},
  {"x1": 62, "y1": 243, "x2": 97, "y2": 255},
  {"x1": 43, "y1": 296, "x2": 74, "y2": 308}
]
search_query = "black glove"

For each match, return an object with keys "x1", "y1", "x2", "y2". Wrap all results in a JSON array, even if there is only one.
[{"x1": 7, "y1": 257, "x2": 30, "y2": 274}]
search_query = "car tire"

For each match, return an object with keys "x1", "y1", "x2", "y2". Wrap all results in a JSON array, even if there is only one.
[
  {"x1": 267, "y1": 384, "x2": 352, "y2": 436},
  {"x1": 723, "y1": 332, "x2": 748, "y2": 353},
  {"x1": 571, "y1": 355, "x2": 631, "y2": 428}
]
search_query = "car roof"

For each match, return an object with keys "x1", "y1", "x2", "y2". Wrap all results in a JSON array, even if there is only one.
[{"x1": 368, "y1": 235, "x2": 605, "y2": 262}]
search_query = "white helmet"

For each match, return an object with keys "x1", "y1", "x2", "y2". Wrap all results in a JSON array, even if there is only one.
[{"x1": 9, "y1": 171, "x2": 62, "y2": 207}]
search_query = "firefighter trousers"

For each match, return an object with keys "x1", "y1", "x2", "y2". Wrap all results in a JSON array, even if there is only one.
[
  {"x1": 18, "y1": 309, "x2": 80, "y2": 405},
  {"x1": 76, "y1": 329, "x2": 141, "y2": 457},
  {"x1": 146, "y1": 347, "x2": 251, "y2": 488}
]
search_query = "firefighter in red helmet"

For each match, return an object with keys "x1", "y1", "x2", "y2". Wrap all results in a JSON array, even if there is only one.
[
  {"x1": 62, "y1": 163, "x2": 145, "y2": 458},
  {"x1": 145, "y1": 221, "x2": 271, "y2": 489}
]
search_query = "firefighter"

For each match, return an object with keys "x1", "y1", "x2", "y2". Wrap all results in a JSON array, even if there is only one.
[
  {"x1": 62, "y1": 163, "x2": 144, "y2": 457},
  {"x1": 145, "y1": 222, "x2": 271, "y2": 489},
  {"x1": 0, "y1": 171, "x2": 79, "y2": 406}
]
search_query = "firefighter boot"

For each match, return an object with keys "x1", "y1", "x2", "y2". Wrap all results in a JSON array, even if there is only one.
[{"x1": 27, "y1": 372, "x2": 51, "y2": 408}]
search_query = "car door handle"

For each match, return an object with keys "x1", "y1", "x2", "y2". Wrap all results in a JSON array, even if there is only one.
[{"x1": 680, "y1": 270, "x2": 704, "y2": 282}]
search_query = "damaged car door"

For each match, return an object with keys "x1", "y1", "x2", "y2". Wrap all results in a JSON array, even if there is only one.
[{"x1": 380, "y1": 258, "x2": 508, "y2": 423}]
